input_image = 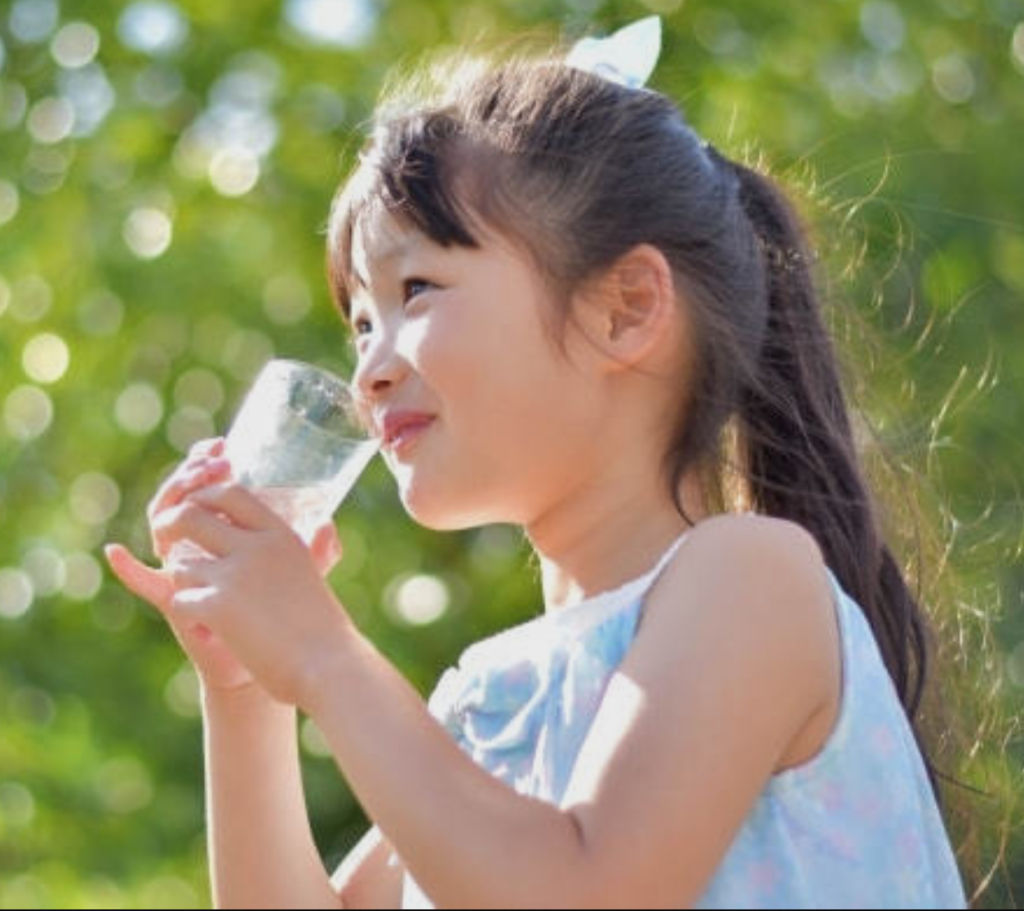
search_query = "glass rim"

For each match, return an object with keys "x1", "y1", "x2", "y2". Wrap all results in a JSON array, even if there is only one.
[
  {"x1": 247, "y1": 357, "x2": 376, "y2": 438},
  {"x1": 259, "y1": 357, "x2": 353, "y2": 391}
]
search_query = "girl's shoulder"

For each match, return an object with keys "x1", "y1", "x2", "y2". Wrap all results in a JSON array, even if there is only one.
[
  {"x1": 634, "y1": 511, "x2": 840, "y2": 740},
  {"x1": 682, "y1": 511, "x2": 824, "y2": 569},
  {"x1": 656, "y1": 511, "x2": 832, "y2": 627}
]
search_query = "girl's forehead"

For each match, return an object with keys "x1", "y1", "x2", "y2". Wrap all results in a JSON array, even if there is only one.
[{"x1": 352, "y1": 207, "x2": 422, "y2": 275}]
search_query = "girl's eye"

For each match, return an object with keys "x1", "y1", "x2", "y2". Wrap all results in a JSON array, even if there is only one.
[
  {"x1": 354, "y1": 316, "x2": 374, "y2": 337},
  {"x1": 403, "y1": 279, "x2": 434, "y2": 303}
]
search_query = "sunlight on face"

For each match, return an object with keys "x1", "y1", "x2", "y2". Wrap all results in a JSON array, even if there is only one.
[{"x1": 348, "y1": 209, "x2": 609, "y2": 532}]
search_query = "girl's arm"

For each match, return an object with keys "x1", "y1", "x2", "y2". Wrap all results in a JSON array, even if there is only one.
[
  {"x1": 203, "y1": 684, "x2": 406, "y2": 909},
  {"x1": 302, "y1": 515, "x2": 839, "y2": 908},
  {"x1": 107, "y1": 443, "x2": 404, "y2": 909},
  {"x1": 201, "y1": 684, "x2": 341, "y2": 909},
  {"x1": 166, "y1": 489, "x2": 839, "y2": 908}
]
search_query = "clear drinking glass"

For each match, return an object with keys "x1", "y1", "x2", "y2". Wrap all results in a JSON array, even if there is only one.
[{"x1": 169, "y1": 359, "x2": 379, "y2": 561}]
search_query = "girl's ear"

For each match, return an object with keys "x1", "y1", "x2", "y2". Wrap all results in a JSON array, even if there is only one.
[{"x1": 572, "y1": 244, "x2": 680, "y2": 373}]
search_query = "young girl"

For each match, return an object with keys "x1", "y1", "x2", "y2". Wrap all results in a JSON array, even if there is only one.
[{"x1": 106, "y1": 18, "x2": 968, "y2": 909}]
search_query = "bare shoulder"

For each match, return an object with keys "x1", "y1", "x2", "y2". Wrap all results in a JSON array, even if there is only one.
[
  {"x1": 684, "y1": 512, "x2": 824, "y2": 568},
  {"x1": 662, "y1": 512, "x2": 829, "y2": 609},
  {"x1": 636, "y1": 512, "x2": 839, "y2": 727}
]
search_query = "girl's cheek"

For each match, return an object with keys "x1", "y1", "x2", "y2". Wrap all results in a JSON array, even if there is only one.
[
  {"x1": 395, "y1": 316, "x2": 433, "y2": 366},
  {"x1": 399, "y1": 313, "x2": 464, "y2": 381}
]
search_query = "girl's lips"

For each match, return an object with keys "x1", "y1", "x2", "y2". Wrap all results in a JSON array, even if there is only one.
[{"x1": 383, "y1": 416, "x2": 436, "y2": 456}]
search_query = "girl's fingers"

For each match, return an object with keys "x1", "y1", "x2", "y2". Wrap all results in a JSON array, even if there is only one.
[
  {"x1": 149, "y1": 452, "x2": 231, "y2": 514},
  {"x1": 104, "y1": 544, "x2": 174, "y2": 612},
  {"x1": 310, "y1": 523, "x2": 344, "y2": 576},
  {"x1": 146, "y1": 436, "x2": 230, "y2": 548},
  {"x1": 190, "y1": 483, "x2": 284, "y2": 533},
  {"x1": 150, "y1": 461, "x2": 231, "y2": 528},
  {"x1": 165, "y1": 556, "x2": 213, "y2": 591},
  {"x1": 179, "y1": 437, "x2": 225, "y2": 466},
  {"x1": 152, "y1": 500, "x2": 243, "y2": 559}
]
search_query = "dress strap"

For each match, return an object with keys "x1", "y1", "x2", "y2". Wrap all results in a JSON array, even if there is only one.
[{"x1": 648, "y1": 529, "x2": 691, "y2": 581}]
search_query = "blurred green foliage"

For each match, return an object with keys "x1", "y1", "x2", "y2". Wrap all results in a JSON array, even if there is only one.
[{"x1": 0, "y1": 0, "x2": 1022, "y2": 907}]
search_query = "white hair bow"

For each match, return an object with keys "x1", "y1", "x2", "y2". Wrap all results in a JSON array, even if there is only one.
[{"x1": 565, "y1": 16, "x2": 663, "y2": 90}]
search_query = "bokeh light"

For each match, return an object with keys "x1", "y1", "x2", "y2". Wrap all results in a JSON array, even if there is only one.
[
  {"x1": 284, "y1": 0, "x2": 379, "y2": 48},
  {"x1": 932, "y1": 54, "x2": 976, "y2": 105},
  {"x1": 859, "y1": 2, "x2": 905, "y2": 53},
  {"x1": 22, "y1": 333, "x2": 71, "y2": 384},
  {"x1": 123, "y1": 207, "x2": 173, "y2": 259},
  {"x1": 8, "y1": 0, "x2": 60, "y2": 45},
  {"x1": 117, "y1": 1, "x2": 189, "y2": 56},
  {"x1": 51, "y1": 22, "x2": 102, "y2": 69},
  {"x1": 386, "y1": 573, "x2": 451, "y2": 626},
  {"x1": 3, "y1": 385, "x2": 54, "y2": 442},
  {"x1": 61, "y1": 64, "x2": 117, "y2": 138},
  {"x1": 9, "y1": 275, "x2": 52, "y2": 323},
  {"x1": 208, "y1": 148, "x2": 260, "y2": 197},
  {"x1": 27, "y1": 97, "x2": 75, "y2": 144},
  {"x1": 115, "y1": 383, "x2": 165, "y2": 435},
  {"x1": 0, "y1": 568, "x2": 34, "y2": 620},
  {"x1": 22, "y1": 547, "x2": 67, "y2": 598},
  {"x1": 69, "y1": 473, "x2": 122, "y2": 526},
  {"x1": 62, "y1": 552, "x2": 103, "y2": 601}
]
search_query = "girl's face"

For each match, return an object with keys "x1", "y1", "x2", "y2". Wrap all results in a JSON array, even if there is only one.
[{"x1": 348, "y1": 207, "x2": 613, "y2": 531}]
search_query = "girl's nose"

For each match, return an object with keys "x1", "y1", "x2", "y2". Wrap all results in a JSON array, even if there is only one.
[{"x1": 353, "y1": 338, "x2": 409, "y2": 403}]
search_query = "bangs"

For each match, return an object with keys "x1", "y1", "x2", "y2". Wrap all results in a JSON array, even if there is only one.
[
  {"x1": 325, "y1": 49, "x2": 621, "y2": 326},
  {"x1": 327, "y1": 116, "x2": 492, "y2": 322}
]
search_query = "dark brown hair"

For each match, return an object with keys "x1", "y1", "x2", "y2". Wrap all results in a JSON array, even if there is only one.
[{"x1": 326, "y1": 54, "x2": 943, "y2": 794}]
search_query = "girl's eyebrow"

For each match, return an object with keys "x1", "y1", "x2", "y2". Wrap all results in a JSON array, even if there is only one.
[{"x1": 352, "y1": 236, "x2": 418, "y2": 291}]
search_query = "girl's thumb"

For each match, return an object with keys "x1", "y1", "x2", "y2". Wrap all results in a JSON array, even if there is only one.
[
  {"x1": 310, "y1": 523, "x2": 344, "y2": 576},
  {"x1": 104, "y1": 543, "x2": 174, "y2": 612}
]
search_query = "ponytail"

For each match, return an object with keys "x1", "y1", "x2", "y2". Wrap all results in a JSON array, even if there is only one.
[{"x1": 720, "y1": 153, "x2": 939, "y2": 797}]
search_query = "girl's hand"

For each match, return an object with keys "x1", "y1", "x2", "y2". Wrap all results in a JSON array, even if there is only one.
[
  {"x1": 144, "y1": 482, "x2": 354, "y2": 709},
  {"x1": 105, "y1": 439, "x2": 344, "y2": 695},
  {"x1": 147, "y1": 437, "x2": 231, "y2": 563}
]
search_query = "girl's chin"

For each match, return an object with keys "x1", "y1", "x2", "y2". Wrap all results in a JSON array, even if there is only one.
[{"x1": 398, "y1": 479, "x2": 504, "y2": 532}]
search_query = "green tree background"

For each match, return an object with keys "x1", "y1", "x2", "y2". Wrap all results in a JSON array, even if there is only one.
[{"x1": 0, "y1": 0, "x2": 1021, "y2": 907}]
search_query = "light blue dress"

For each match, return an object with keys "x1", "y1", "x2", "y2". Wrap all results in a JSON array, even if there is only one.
[{"x1": 403, "y1": 533, "x2": 967, "y2": 909}]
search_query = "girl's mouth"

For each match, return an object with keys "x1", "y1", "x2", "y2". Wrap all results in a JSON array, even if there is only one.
[{"x1": 382, "y1": 414, "x2": 437, "y2": 457}]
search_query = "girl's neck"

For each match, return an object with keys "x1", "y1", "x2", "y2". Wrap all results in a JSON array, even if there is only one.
[{"x1": 526, "y1": 470, "x2": 709, "y2": 612}]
